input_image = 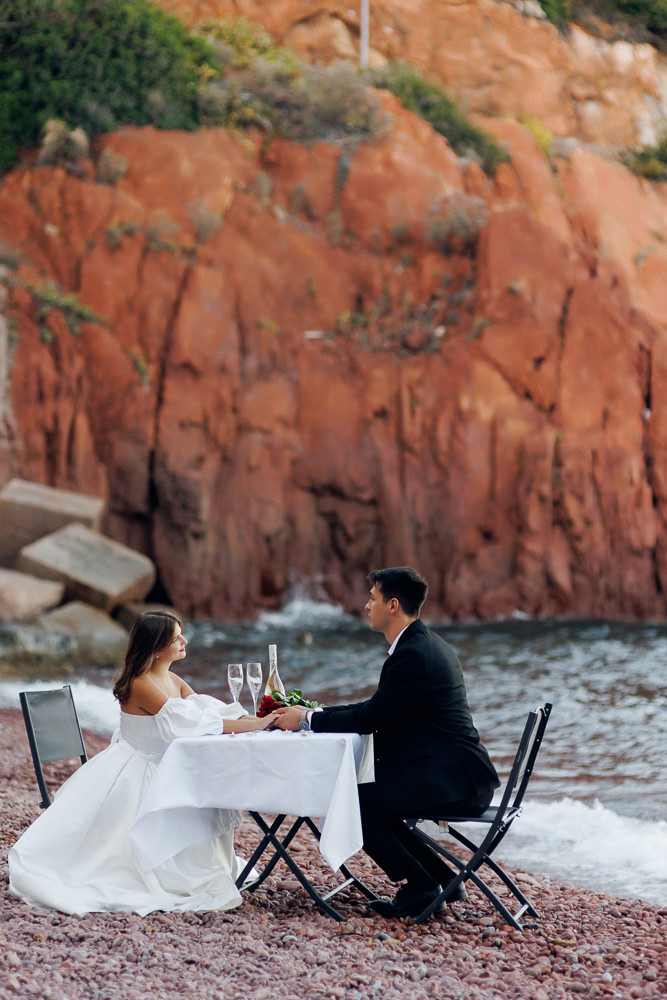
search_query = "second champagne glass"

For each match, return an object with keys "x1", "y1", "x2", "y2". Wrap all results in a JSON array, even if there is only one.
[
  {"x1": 246, "y1": 661, "x2": 263, "y2": 716},
  {"x1": 227, "y1": 663, "x2": 243, "y2": 704}
]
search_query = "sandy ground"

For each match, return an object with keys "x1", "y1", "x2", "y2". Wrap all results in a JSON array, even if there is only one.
[{"x1": 0, "y1": 707, "x2": 664, "y2": 1000}]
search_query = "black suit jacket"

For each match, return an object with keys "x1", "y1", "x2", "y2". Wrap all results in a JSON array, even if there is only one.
[{"x1": 310, "y1": 620, "x2": 499, "y2": 813}]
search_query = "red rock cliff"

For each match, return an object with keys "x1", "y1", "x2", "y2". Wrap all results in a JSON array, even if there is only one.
[
  {"x1": 161, "y1": 0, "x2": 667, "y2": 147},
  {"x1": 2, "y1": 8, "x2": 667, "y2": 620}
]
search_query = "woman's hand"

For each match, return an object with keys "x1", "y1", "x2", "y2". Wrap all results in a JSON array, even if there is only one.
[{"x1": 223, "y1": 712, "x2": 280, "y2": 734}]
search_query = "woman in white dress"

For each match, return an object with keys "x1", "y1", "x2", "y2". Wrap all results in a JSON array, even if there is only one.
[{"x1": 9, "y1": 610, "x2": 277, "y2": 915}]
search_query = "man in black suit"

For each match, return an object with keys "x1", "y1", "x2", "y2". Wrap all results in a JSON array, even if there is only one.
[{"x1": 276, "y1": 566, "x2": 499, "y2": 917}]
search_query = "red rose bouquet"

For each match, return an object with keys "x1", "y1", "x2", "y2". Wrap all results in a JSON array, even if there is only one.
[{"x1": 257, "y1": 688, "x2": 322, "y2": 717}]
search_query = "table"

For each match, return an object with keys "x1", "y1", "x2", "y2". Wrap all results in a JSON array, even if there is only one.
[{"x1": 130, "y1": 730, "x2": 378, "y2": 919}]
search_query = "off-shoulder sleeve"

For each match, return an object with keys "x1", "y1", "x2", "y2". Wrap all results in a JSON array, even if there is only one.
[{"x1": 154, "y1": 693, "x2": 248, "y2": 742}]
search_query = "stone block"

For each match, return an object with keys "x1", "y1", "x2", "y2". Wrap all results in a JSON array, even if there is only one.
[
  {"x1": 0, "y1": 568, "x2": 65, "y2": 624},
  {"x1": 17, "y1": 523, "x2": 156, "y2": 612},
  {"x1": 0, "y1": 478, "x2": 105, "y2": 567},
  {"x1": 38, "y1": 601, "x2": 129, "y2": 668},
  {"x1": 0, "y1": 625, "x2": 74, "y2": 680}
]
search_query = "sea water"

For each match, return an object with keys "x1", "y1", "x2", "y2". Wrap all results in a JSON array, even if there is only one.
[{"x1": 2, "y1": 599, "x2": 665, "y2": 906}]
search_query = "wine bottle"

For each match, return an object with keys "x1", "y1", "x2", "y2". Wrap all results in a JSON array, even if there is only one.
[{"x1": 265, "y1": 643, "x2": 286, "y2": 696}]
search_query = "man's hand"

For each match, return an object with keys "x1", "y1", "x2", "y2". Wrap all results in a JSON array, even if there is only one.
[{"x1": 274, "y1": 706, "x2": 304, "y2": 731}]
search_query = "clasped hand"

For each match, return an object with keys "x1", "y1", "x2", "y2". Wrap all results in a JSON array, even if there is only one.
[
  {"x1": 251, "y1": 707, "x2": 305, "y2": 731},
  {"x1": 272, "y1": 706, "x2": 304, "y2": 731}
]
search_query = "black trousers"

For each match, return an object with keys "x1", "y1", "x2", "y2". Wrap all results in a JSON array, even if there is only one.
[{"x1": 358, "y1": 782, "x2": 488, "y2": 888}]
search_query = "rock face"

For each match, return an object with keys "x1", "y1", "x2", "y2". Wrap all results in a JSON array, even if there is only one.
[
  {"x1": 0, "y1": 478, "x2": 104, "y2": 566},
  {"x1": 38, "y1": 602, "x2": 128, "y2": 669},
  {"x1": 17, "y1": 524, "x2": 156, "y2": 613},
  {"x1": 0, "y1": 568, "x2": 64, "y2": 624},
  {"x1": 159, "y1": 0, "x2": 667, "y2": 147},
  {"x1": 3, "y1": 16, "x2": 667, "y2": 619}
]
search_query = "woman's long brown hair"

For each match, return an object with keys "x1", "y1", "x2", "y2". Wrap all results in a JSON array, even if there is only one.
[{"x1": 112, "y1": 611, "x2": 182, "y2": 705}]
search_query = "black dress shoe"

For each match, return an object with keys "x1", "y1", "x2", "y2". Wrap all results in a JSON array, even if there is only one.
[
  {"x1": 442, "y1": 877, "x2": 467, "y2": 903},
  {"x1": 370, "y1": 883, "x2": 442, "y2": 918}
]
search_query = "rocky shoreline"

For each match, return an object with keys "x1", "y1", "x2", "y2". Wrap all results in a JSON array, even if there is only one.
[{"x1": 0, "y1": 707, "x2": 664, "y2": 999}]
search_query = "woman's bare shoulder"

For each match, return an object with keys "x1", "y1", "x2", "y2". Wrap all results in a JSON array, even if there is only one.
[
  {"x1": 124, "y1": 672, "x2": 169, "y2": 715},
  {"x1": 171, "y1": 673, "x2": 195, "y2": 697}
]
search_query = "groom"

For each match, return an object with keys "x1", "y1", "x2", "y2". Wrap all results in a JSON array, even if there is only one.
[{"x1": 276, "y1": 566, "x2": 499, "y2": 917}]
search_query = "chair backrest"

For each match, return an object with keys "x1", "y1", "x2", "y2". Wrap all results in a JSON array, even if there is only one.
[
  {"x1": 494, "y1": 702, "x2": 552, "y2": 817},
  {"x1": 20, "y1": 685, "x2": 88, "y2": 809}
]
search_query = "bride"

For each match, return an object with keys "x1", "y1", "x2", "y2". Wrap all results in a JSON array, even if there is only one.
[{"x1": 9, "y1": 610, "x2": 278, "y2": 915}]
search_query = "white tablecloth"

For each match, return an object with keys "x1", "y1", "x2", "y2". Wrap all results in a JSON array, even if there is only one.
[{"x1": 130, "y1": 731, "x2": 365, "y2": 874}]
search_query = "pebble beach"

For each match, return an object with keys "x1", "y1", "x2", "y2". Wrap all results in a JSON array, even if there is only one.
[{"x1": 1, "y1": 707, "x2": 664, "y2": 1000}]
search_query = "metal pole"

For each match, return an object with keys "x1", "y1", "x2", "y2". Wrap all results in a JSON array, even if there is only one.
[{"x1": 360, "y1": 0, "x2": 369, "y2": 70}]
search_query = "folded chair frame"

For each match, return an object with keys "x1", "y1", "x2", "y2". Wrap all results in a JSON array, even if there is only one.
[{"x1": 407, "y1": 702, "x2": 553, "y2": 928}]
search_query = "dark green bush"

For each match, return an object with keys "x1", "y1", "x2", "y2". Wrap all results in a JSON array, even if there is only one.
[
  {"x1": 538, "y1": 0, "x2": 576, "y2": 22},
  {"x1": 607, "y1": 0, "x2": 667, "y2": 34},
  {"x1": 369, "y1": 61, "x2": 508, "y2": 176},
  {"x1": 624, "y1": 136, "x2": 667, "y2": 178},
  {"x1": 0, "y1": 0, "x2": 219, "y2": 172},
  {"x1": 540, "y1": 0, "x2": 667, "y2": 37}
]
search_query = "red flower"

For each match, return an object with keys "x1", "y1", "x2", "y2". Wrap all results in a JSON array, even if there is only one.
[{"x1": 257, "y1": 694, "x2": 284, "y2": 718}]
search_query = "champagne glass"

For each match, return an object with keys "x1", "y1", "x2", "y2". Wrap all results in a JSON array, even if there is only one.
[
  {"x1": 246, "y1": 661, "x2": 263, "y2": 717},
  {"x1": 227, "y1": 663, "x2": 243, "y2": 705}
]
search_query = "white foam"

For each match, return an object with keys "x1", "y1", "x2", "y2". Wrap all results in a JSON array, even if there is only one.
[
  {"x1": 0, "y1": 679, "x2": 118, "y2": 736},
  {"x1": 453, "y1": 797, "x2": 667, "y2": 905},
  {"x1": 256, "y1": 596, "x2": 353, "y2": 630}
]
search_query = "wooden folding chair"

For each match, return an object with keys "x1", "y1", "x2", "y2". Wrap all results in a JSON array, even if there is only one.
[
  {"x1": 20, "y1": 685, "x2": 88, "y2": 808},
  {"x1": 408, "y1": 702, "x2": 553, "y2": 928}
]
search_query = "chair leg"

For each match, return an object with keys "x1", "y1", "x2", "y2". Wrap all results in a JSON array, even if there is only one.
[
  {"x1": 446, "y1": 825, "x2": 539, "y2": 919},
  {"x1": 410, "y1": 824, "x2": 537, "y2": 929}
]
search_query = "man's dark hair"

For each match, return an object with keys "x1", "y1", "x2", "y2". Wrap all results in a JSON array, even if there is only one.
[{"x1": 369, "y1": 567, "x2": 428, "y2": 617}]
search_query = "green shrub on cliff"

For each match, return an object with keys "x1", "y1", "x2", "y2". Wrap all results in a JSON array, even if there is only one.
[
  {"x1": 0, "y1": 0, "x2": 219, "y2": 172},
  {"x1": 538, "y1": 0, "x2": 575, "y2": 22},
  {"x1": 624, "y1": 135, "x2": 667, "y2": 178},
  {"x1": 1, "y1": 5, "x2": 500, "y2": 174},
  {"x1": 198, "y1": 16, "x2": 300, "y2": 71},
  {"x1": 369, "y1": 62, "x2": 508, "y2": 176},
  {"x1": 195, "y1": 18, "x2": 383, "y2": 142},
  {"x1": 540, "y1": 0, "x2": 667, "y2": 40},
  {"x1": 605, "y1": 0, "x2": 667, "y2": 35}
]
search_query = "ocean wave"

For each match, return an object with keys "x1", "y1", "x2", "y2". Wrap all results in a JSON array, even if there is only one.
[
  {"x1": 256, "y1": 596, "x2": 354, "y2": 631},
  {"x1": 0, "y1": 679, "x2": 118, "y2": 736},
  {"x1": 429, "y1": 797, "x2": 667, "y2": 905}
]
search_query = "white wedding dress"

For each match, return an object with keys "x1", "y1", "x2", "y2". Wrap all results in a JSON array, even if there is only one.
[{"x1": 9, "y1": 694, "x2": 250, "y2": 916}]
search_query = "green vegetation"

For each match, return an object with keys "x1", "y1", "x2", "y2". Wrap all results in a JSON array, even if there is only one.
[
  {"x1": 538, "y1": 0, "x2": 576, "y2": 22},
  {"x1": 0, "y1": 0, "x2": 219, "y2": 172},
  {"x1": 199, "y1": 16, "x2": 300, "y2": 71},
  {"x1": 521, "y1": 115, "x2": 554, "y2": 157},
  {"x1": 539, "y1": 0, "x2": 667, "y2": 39},
  {"x1": 369, "y1": 61, "x2": 508, "y2": 176},
  {"x1": 2, "y1": 3, "x2": 507, "y2": 182},
  {"x1": 624, "y1": 136, "x2": 667, "y2": 179},
  {"x1": 27, "y1": 280, "x2": 106, "y2": 337},
  {"x1": 196, "y1": 18, "x2": 383, "y2": 142}
]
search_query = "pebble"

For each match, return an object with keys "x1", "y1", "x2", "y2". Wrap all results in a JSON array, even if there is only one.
[{"x1": 0, "y1": 706, "x2": 664, "y2": 1000}]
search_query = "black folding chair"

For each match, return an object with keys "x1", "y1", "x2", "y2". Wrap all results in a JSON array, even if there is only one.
[
  {"x1": 20, "y1": 685, "x2": 88, "y2": 808},
  {"x1": 408, "y1": 702, "x2": 552, "y2": 928}
]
